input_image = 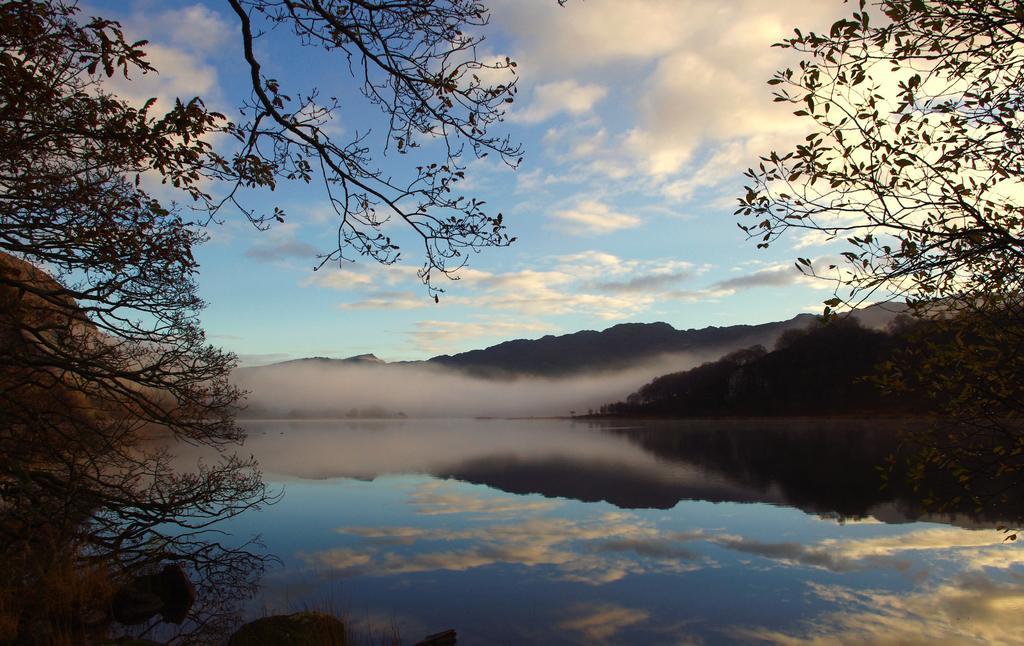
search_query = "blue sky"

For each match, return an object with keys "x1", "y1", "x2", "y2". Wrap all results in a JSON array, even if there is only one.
[{"x1": 91, "y1": 0, "x2": 851, "y2": 363}]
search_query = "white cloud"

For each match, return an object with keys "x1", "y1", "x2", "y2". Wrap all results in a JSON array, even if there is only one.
[
  {"x1": 302, "y1": 269, "x2": 375, "y2": 290},
  {"x1": 303, "y1": 246, "x2": 835, "y2": 321},
  {"x1": 337, "y1": 292, "x2": 430, "y2": 311},
  {"x1": 489, "y1": 0, "x2": 701, "y2": 72},
  {"x1": 102, "y1": 41, "x2": 220, "y2": 116},
  {"x1": 551, "y1": 199, "x2": 642, "y2": 235},
  {"x1": 453, "y1": 267, "x2": 576, "y2": 291},
  {"x1": 660, "y1": 137, "x2": 782, "y2": 203},
  {"x1": 463, "y1": 290, "x2": 653, "y2": 320},
  {"x1": 244, "y1": 222, "x2": 319, "y2": 264},
  {"x1": 555, "y1": 250, "x2": 637, "y2": 277},
  {"x1": 107, "y1": 3, "x2": 233, "y2": 115},
  {"x1": 302, "y1": 264, "x2": 421, "y2": 292},
  {"x1": 441, "y1": 255, "x2": 699, "y2": 322},
  {"x1": 663, "y1": 258, "x2": 840, "y2": 303},
  {"x1": 151, "y1": 5, "x2": 232, "y2": 55},
  {"x1": 490, "y1": 0, "x2": 845, "y2": 194},
  {"x1": 513, "y1": 80, "x2": 609, "y2": 123},
  {"x1": 444, "y1": 281, "x2": 655, "y2": 321},
  {"x1": 793, "y1": 230, "x2": 840, "y2": 250},
  {"x1": 296, "y1": 251, "x2": 708, "y2": 327},
  {"x1": 625, "y1": 49, "x2": 805, "y2": 178}
]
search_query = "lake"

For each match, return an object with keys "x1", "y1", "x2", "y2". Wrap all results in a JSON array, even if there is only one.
[{"x1": 218, "y1": 418, "x2": 1024, "y2": 644}]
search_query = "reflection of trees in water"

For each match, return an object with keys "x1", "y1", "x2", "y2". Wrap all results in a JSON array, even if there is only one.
[
  {"x1": 1, "y1": 470, "x2": 270, "y2": 644},
  {"x1": 597, "y1": 420, "x2": 1024, "y2": 525},
  {"x1": 135, "y1": 557, "x2": 266, "y2": 645},
  {"x1": 438, "y1": 420, "x2": 1024, "y2": 527},
  {"x1": 0, "y1": 433, "x2": 273, "y2": 644},
  {"x1": 875, "y1": 312, "x2": 1024, "y2": 520}
]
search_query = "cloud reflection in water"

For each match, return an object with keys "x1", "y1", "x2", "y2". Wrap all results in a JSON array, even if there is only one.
[
  {"x1": 301, "y1": 482, "x2": 709, "y2": 585},
  {"x1": 731, "y1": 575, "x2": 1024, "y2": 644},
  {"x1": 558, "y1": 603, "x2": 651, "y2": 642}
]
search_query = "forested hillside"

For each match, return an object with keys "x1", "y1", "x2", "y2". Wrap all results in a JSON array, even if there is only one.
[{"x1": 600, "y1": 318, "x2": 926, "y2": 417}]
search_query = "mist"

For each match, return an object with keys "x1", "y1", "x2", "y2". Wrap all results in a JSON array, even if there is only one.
[{"x1": 234, "y1": 350, "x2": 729, "y2": 419}]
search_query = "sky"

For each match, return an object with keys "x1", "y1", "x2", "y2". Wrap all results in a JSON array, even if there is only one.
[{"x1": 89, "y1": 0, "x2": 853, "y2": 364}]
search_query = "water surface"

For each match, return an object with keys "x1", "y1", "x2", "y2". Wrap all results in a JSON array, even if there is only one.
[{"x1": 220, "y1": 419, "x2": 1024, "y2": 644}]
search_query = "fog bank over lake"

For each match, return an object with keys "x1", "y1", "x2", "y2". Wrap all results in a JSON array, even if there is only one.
[{"x1": 234, "y1": 351, "x2": 721, "y2": 418}]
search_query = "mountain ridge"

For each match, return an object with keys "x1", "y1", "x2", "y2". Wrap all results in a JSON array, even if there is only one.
[
  {"x1": 423, "y1": 315, "x2": 818, "y2": 376},
  {"x1": 255, "y1": 353, "x2": 385, "y2": 369},
  {"x1": 241, "y1": 304, "x2": 904, "y2": 378}
]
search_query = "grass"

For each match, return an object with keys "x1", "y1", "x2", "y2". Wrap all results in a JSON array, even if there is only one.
[
  {"x1": 238, "y1": 581, "x2": 403, "y2": 646},
  {"x1": 0, "y1": 537, "x2": 120, "y2": 645}
]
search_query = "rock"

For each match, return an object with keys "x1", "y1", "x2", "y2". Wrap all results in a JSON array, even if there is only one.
[
  {"x1": 111, "y1": 564, "x2": 195, "y2": 625},
  {"x1": 228, "y1": 612, "x2": 347, "y2": 646},
  {"x1": 153, "y1": 564, "x2": 194, "y2": 624},
  {"x1": 110, "y1": 589, "x2": 164, "y2": 626}
]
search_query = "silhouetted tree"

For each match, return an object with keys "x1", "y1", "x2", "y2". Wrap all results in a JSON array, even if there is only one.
[
  {"x1": 738, "y1": 0, "x2": 1024, "y2": 514},
  {"x1": 739, "y1": 0, "x2": 1024, "y2": 317},
  {"x1": 0, "y1": 3, "x2": 275, "y2": 641}
]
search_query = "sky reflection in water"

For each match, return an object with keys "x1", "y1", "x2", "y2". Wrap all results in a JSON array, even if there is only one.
[{"x1": 223, "y1": 419, "x2": 1024, "y2": 644}]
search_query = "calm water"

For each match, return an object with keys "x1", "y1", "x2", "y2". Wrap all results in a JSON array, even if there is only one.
[{"x1": 218, "y1": 419, "x2": 1024, "y2": 644}]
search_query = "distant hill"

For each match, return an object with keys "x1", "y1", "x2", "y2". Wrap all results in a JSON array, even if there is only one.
[
  {"x1": 425, "y1": 315, "x2": 819, "y2": 377},
  {"x1": 262, "y1": 353, "x2": 386, "y2": 368}
]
